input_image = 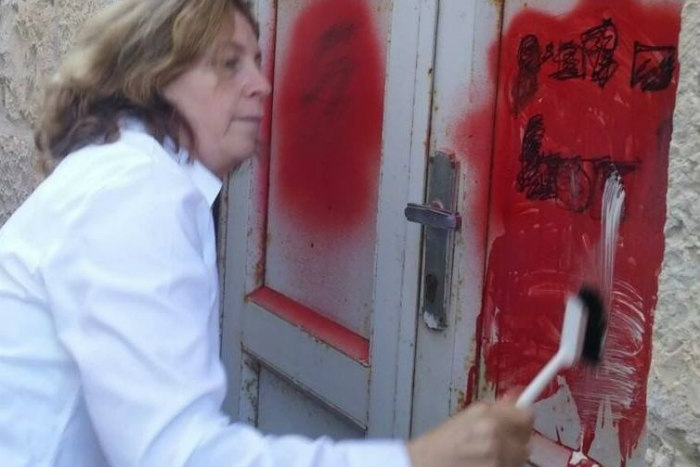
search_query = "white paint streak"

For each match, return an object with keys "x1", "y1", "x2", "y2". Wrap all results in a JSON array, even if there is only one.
[
  {"x1": 579, "y1": 280, "x2": 645, "y2": 414},
  {"x1": 601, "y1": 172, "x2": 625, "y2": 311}
]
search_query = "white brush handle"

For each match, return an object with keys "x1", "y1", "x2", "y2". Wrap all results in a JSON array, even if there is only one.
[{"x1": 516, "y1": 352, "x2": 565, "y2": 408}]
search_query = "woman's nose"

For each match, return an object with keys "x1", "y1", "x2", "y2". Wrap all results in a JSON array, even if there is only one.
[{"x1": 249, "y1": 66, "x2": 272, "y2": 99}]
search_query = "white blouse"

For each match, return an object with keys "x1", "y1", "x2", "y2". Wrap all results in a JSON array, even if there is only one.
[{"x1": 0, "y1": 123, "x2": 410, "y2": 467}]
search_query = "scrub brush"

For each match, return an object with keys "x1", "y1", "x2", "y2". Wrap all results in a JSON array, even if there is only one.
[{"x1": 516, "y1": 286, "x2": 606, "y2": 408}]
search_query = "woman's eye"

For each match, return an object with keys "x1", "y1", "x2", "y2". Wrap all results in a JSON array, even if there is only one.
[{"x1": 224, "y1": 58, "x2": 240, "y2": 71}]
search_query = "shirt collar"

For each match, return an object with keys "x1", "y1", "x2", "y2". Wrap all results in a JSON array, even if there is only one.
[
  {"x1": 186, "y1": 159, "x2": 223, "y2": 207},
  {"x1": 121, "y1": 118, "x2": 223, "y2": 207}
]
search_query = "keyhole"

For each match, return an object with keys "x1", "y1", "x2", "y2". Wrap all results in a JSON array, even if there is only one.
[{"x1": 425, "y1": 273, "x2": 438, "y2": 304}]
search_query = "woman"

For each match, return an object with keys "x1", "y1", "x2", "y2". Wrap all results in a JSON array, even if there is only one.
[{"x1": 0, "y1": 1, "x2": 533, "y2": 466}]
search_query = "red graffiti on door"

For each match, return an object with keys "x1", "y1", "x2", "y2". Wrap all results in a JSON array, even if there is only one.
[
  {"x1": 274, "y1": 0, "x2": 385, "y2": 233},
  {"x1": 460, "y1": 1, "x2": 682, "y2": 464}
]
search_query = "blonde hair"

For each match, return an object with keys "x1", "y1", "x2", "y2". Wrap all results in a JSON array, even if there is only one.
[{"x1": 35, "y1": 0, "x2": 256, "y2": 173}]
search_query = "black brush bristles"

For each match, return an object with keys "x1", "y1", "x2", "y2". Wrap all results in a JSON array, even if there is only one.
[{"x1": 578, "y1": 286, "x2": 606, "y2": 364}]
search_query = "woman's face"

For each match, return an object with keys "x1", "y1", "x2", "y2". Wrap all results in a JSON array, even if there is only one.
[{"x1": 164, "y1": 10, "x2": 271, "y2": 178}]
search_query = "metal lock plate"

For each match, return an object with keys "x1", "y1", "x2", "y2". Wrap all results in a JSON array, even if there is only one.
[{"x1": 404, "y1": 151, "x2": 460, "y2": 330}]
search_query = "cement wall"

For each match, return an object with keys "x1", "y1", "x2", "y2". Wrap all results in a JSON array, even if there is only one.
[
  {"x1": 0, "y1": 0, "x2": 103, "y2": 221},
  {"x1": 0, "y1": 1, "x2": 698, "y2": 465},
  {"x1": 647, "y1": 1, "x2": 700, "y2": 466}
]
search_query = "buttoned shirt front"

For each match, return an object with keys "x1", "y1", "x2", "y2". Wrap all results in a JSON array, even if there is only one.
[{"x1": 0, "y1": 122, "x2": 410, "y2": 467}]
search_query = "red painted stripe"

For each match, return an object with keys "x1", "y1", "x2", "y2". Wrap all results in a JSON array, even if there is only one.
[{"x1": 247, "y1": 287, "x2": 370, "y2": 364}]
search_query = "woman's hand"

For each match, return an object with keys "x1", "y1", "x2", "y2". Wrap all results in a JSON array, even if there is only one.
[{"x1": 407, "y1": 399, "x2": 534, "y2": 467}]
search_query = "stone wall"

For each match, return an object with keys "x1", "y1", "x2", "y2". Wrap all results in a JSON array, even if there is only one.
[
  {"x1": 647, "y1": 1, "x2": 700, "y2": 466},
  {"x1": 0, "y1": 0, "x2": 105, "y2": 221}
]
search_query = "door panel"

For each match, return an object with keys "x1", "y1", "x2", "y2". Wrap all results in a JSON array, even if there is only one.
[
  {"x1": 477, "y1": 1, "x2": 683, "y2": 466},
  {"x1": 257, "y1": 367, "x2": 365, "y2": 439},
  {"x1": 242, "y1": 293, "x2": 370, "y2": 425},
  {"x1": 226, "y1": 0, "x2": 392, "y2": 433}
]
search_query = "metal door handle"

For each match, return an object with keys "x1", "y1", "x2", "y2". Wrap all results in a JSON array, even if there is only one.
[
  {"x1": 404, "y1": 151, "x2": 460, "y2": 330},
  {"x1": 404, "y1": 203, "x2": 461, "y2": 230}
]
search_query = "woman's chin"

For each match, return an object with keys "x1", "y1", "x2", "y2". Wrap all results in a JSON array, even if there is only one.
[{"x1": 223, "y1": 150, "x2": 256, "y2": 173}]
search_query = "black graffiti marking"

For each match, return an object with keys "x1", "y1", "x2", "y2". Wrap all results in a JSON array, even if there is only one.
[
  {"x1": 517, "y1": 115, "x2": 589, "y2": 210},
  {"x1": 302, "y1": 21, "x2": 358, "y2": 115},
  {"x1": 542, "y1": 42, "x2": 555, "y2": 63},
  {"x1": 517, "y1": 114, "x2": 639, "y2": 214},
  {"x1": 512, "y1": 34, "x2": 543, "y2": 114},
  {"x1": 581, "y1": 19, "x2": 619, "y2": 88},
  {"x1": 546, "y1": 19, "x2": 619, "y2": 87},
  {"x1": 518, "y1": 19, "x2": 678, "y2": 93},
  {"x1": 550, "y1": 41, "x2": 586, "y2": 81},
  {"x1": 316, "y1": 21, "x2": 357, "y2": 56},
  {"x1": 631, "y1": 42, "x2": 676, "y2": 91}
]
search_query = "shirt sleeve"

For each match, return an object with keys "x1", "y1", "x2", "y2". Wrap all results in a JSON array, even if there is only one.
[{"x1": 41, "y1": 160, "x2": 411, "y2": 467}]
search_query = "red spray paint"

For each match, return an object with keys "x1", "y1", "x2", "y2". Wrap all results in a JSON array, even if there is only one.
[
  {"x1": 249, "y1": 287, "x2": 370, "y2": 363},
  {"x1": 274, "y1": 0, "x2": 385, "y2": 233},
  {"x1": 459, "y1": 1, "x2": 682, "y2": 464}
]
